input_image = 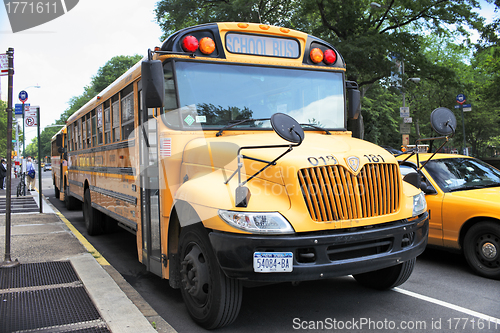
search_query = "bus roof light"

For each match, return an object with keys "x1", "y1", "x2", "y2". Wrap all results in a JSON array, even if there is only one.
[
  {"x1": 323, "y1": 49, "x2": 336, "y2": 65},
  {"x1": 310, "y1": 48, "x2": 324, "y2": 64},
  {"x1": 182, "y1": 35, "x2": 199, "y2": 52},
  {"x1": 199, "y1": 37, "x2": 216, "y2": 55}
]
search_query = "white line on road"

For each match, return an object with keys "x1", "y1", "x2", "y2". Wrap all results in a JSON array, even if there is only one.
[{"x1": 394, "y1": 287, "x2": 500, "y2": 324}]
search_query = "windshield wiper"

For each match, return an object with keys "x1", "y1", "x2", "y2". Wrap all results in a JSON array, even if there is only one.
[
  {"x1": 300, "y1": 124, "x2": 331, "y2": 135},
  {"x1": 216, "y1": 118, "x2": 269, "y2": 137}
]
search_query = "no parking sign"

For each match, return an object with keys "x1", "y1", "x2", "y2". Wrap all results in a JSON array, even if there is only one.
[{"x1": 25, "y1": 107, "x2": 38, "y2": 127}]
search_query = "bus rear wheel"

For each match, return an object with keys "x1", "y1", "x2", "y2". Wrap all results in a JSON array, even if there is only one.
[
  {"x1": 83, "y1": 188, "x2": 102, "y2": 236},
  {"x1": 179, "y1": 224, "x2": 242, "y2": 329},
  {"x1": 353, "y1": 258, "x2": 415, "y2": 290}
]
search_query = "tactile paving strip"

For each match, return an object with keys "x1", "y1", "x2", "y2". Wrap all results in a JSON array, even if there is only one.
[{"x1": 0, "y1": 261, "x2": 79, "y2": 289}]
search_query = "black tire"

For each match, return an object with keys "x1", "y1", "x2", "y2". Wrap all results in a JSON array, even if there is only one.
[
  {"x1": 463, "y1": 222, "x2": 500, "y2": 280},
  {"x1": 54, "y1": 185, "x2": 60, "y2": 200},
  {"x1": 353, "y1": 258, "x2": 416, "y2": 290},
  {"x1": 83, "y1": 188, "x2": 102, "y2": 236},
  {"x1": 179, "y1": 224, "x2": 242, "y2": 329},
  {"x1": 65, "y1": 185, "x2": 79, "y2": 210}
]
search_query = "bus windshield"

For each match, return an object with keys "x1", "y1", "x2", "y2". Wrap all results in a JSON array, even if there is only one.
[{"x1": 161, "y1": 61, "x2": 345, "y2": 130}]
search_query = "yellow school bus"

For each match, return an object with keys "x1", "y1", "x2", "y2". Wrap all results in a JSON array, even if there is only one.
[{"x1": 56, "y1": 22, "x2": 428, "y2": 328}]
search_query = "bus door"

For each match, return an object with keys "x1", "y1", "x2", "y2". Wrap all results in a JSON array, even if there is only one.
[{"x1": 138, "y1": 86, "x2": 162, "y2": 277}]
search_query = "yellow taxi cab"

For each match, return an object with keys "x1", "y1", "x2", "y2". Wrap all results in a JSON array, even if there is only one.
[{"x1": 398, "y1": 153, "x2": 500, "y2": 280}]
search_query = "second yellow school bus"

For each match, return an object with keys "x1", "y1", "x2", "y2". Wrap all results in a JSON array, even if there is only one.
[{"x1": 56, "y1": 22, "x2": 428, "y2": 328}]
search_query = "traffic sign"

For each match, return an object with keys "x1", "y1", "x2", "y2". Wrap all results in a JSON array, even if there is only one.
[
  {"x1": 14, "y1": 103, "x2": 30, "y2": 115},
  {"x1": 463, "y1": 104, "x2": 471, "y2": 108},
  {"x1": 0, "y1": 53, "x2": 8, "y2": 76},
  {"x1": 400, "y1": 123, "x2": 411, "y2": 134},
  {"x1": 25, "y1": 107, "x2": 38, "y2": 127},
  {"x1": 404, "y1": 117, "x2": 413, "y2": 123},
  {"x1": 19, "y1": 90, "x2": 28, "y2": 103},
  {"x1": 456, "y1": 94, "x2": 466, "y2": 105},
  {"x1": 400, "y1": 107, "x2": 410, "y2": 118}
]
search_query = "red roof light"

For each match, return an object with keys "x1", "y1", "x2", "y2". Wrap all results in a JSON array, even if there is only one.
[
  {"x1": 182, "y1": 35, "x2": 199, "y2": 52},
  {"x1": 324, "y1": 49, "x2": 337, "y2": 65}
]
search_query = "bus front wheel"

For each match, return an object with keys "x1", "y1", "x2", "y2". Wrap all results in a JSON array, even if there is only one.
[
  {"x1": 353, "y1": 258, "x2": 415, "y2": 290},
  {"x1": 179, "y1": 224, "x2": 242, "y2": 329},
  {"x1": 83, "y1": 188, "x2": 102, "y2": 236}
]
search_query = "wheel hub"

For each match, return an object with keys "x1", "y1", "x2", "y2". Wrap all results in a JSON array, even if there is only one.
[
  {"x1": 481, "y1": 242, "x2": 497, "y2": 259},
  {"x1": 181, "y1": 245, "x2": 210, "y2": 305}
]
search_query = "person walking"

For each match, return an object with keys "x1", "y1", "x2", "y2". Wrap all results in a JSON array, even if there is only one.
[
  {"x1": 0, "y1": 158, "x2": 6, "y2": 190},
  {"x1": 26, "y1": 157, "x2": 36, "y2": 191}
]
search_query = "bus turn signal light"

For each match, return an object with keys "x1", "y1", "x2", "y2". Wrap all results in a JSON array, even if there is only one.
[
  {"x1": 182, "y1": 35, "x2": 199, "y2": 52},
  {"x1": 199, "y1": 37, "x2": 216, "y2": 54},
  {"x1": 310, "y1": 48, "x2": 323, "y2": 63}
]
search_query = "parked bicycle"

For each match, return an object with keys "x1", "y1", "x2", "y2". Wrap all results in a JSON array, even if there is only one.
[{"x1": 16, "y1": 172, "x2": 26, "y2": 197}]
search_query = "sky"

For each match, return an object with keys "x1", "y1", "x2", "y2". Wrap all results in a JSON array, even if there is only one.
[
  {"x1": 0, "y1": 0, "x2": 497, "y2": 146},
  {"x1": 0, "y1": 0, "x2": 164, "y2": 145}
]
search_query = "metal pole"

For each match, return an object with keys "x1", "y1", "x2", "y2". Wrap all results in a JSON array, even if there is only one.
[
  {"x1": 461, "y1": 107, "x2": 467, "y2": 156},
  {"x1": 1, "y1": 47, "x2": 20, "y2": 268},
  {"x1": 22, "y1": 101, "x2": 25, "y2": 158},
  {"x1": 37, "y1": 106, "x2": 42, "y2": 213}
]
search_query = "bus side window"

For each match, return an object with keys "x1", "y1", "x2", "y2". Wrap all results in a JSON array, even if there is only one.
[
  {"x1": 104, "y1": 100, "x2": 111, "y2": 144},
  {"x1": 121, "y1": 84, "x2": 134, "y2": 140},
  {"x1": 112, "y1": 95, "x2": 120, "y2": 142},
  {"x1": 97, "y1": 105, "x2": 103, "y2": 145}
]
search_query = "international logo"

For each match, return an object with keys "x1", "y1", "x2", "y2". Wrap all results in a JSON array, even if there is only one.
[
  {"x1": 346, "y1": 156, "x2": 360, "y2": 173},
  {"x1": 4, "y1": 0, "x2": 79, "y2": 33}
]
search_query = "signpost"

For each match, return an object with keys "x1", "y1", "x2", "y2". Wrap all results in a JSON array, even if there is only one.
[
  {"x1": 0, "y1": 53, "x2": 8, "y2": 76},
  {"x1": 456, "y1": 94, "x2": 470, "y2": 156}
]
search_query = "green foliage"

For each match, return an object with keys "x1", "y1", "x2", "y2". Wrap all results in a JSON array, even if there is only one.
[{"x1": 29, "y1": 54, "x2": 143, "y2": 159}]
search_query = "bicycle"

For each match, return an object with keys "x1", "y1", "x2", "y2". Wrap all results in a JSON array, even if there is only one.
[{"x1": 16, "y1": 172, "x2": 26, "y2": 197}]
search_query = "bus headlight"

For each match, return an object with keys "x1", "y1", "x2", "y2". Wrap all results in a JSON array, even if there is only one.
[
  {"x1": 412, "y1": 192, "x2": 427, "y2": 217},
  {"x1": 218, "y1": 210, "x2": 295, "y2": 234}
]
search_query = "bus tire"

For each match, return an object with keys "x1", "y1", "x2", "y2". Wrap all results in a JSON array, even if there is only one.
[
  {"x1": 65, "y1": 185, "x2": 79, "y2": 211},
  {"x1": 353, "y1": 258, "x2": 415, "y2": 290},
  {"x1": 83, "y1": 188, "x2": 102, "y2": 236},
  {"x1": 179, "y1": 224, "x2": 242, "y2": 329}
]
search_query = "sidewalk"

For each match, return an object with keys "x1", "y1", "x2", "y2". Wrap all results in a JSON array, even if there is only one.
[{"x1": 0, "y1": 179, "x2": 176, "y2": 333}]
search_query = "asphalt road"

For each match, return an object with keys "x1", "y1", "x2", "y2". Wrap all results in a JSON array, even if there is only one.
[{"x1": 41, "y1": 171, "x2": 500, "y2": 333}]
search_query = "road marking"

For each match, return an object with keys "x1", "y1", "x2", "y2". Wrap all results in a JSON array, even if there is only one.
[
  {"x1": 42, "y1": 192, "x2": 111, "y2": 266},
  {"x1": 394, "y1": 287, "x2": 500, "y2": 324}
]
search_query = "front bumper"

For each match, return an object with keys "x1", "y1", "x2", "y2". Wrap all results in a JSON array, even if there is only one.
[{"x1": 209, "y1": 212, "x2": 428, "y2": 282}]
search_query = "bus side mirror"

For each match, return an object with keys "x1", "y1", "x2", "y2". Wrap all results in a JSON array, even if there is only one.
[
  {"x1": 346, "y1": 81, "x2": 361, "y2": 120},
  {"x1": 56, "y1": 134, "x2": 63, "y2": 148},
  {"x1": 142, "y1": 59, "x2": 164, "y2": 108}
]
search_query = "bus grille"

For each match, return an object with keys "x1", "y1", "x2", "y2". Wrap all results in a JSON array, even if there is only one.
[{"x1": 298, "y1": 164, "x2": 401, "y2": 222}]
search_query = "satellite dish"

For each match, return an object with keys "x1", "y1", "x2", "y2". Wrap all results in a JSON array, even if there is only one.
[
  {"x1": 270, "y1": 113, "x2": 304, "y2": 144},
  {"x1": 430, "y1": 107, "x2": 456, "y2": 136}
]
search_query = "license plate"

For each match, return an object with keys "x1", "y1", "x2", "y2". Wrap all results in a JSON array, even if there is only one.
[{"x1": 253, "y1": 252, "x2": 293, "y2": 273}]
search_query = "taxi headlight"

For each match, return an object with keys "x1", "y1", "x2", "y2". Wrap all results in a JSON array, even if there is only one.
[
  {"x1": 412, "y1": 192, "x2": 427, "y2": 217},
  {"x1": 218, "y1": 210, "x2": 295, "y2": 234}
]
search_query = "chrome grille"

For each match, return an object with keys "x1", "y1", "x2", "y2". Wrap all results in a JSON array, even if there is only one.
[{"x1": 298, "y1": 164, "x2": 401, "y2": 222}]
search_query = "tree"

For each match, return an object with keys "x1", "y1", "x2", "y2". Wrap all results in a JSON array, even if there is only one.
[
  {"x1": 154, "y1": 0, "x2": 487, "y2": 139},
  {"x1": 29, "y1": 54, "x2": 143, "y2": 159}
]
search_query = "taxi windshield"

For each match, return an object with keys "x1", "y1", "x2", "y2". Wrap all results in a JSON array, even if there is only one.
[
  {"x1": 161, "y1": 61, "x2": 345, "y2": 130},
  {"x1": 424, "y1": 158, "x2": 500, "y2": 192}
]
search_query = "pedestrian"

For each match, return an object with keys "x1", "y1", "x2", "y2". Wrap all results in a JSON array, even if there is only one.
[
  {"x1": 26, "y1": 157, "x2": 36, "y2": 191},
  {"x1": 0, "y1": 158, "x2": 6, "y2": 190}
]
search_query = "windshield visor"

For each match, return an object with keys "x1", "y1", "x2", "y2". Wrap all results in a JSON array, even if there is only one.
[{"x1": 161, "y1": 61, "x2": 345, "y2": 130}]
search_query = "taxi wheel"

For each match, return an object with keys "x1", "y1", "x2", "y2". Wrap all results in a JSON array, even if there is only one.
[
  {"x1": 179, "y1": 224, "x2": 242, "y2": 329},
  {"x1": 83, "y1": 188, "x2": 102, "y2": 236},
  {"x1": 353, "y1": 258, "x2": 415, "y2": 290},
  {"x1": 464, "y1": 222, "x2": 500, "y2": 280}
]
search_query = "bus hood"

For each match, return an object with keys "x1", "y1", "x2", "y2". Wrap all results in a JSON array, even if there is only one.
[{"x1": 182, "y1": 132, "x2": 396, "y2": 184}]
